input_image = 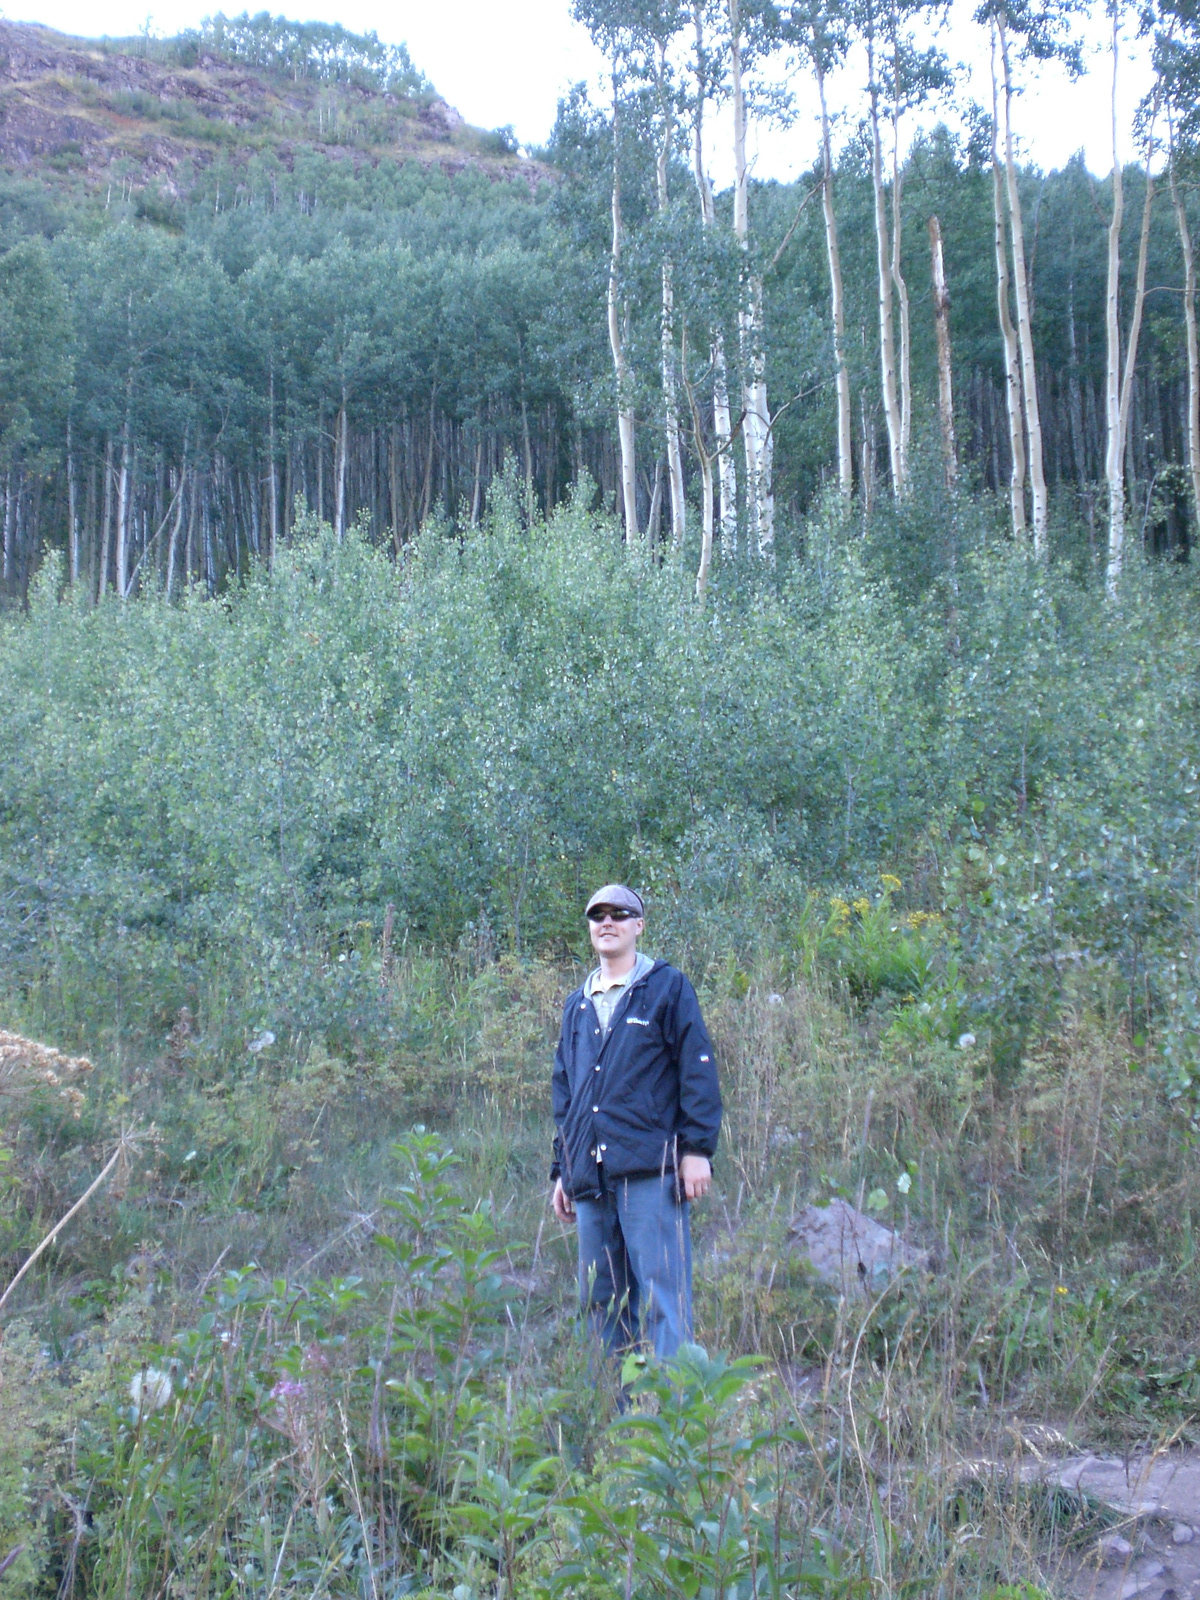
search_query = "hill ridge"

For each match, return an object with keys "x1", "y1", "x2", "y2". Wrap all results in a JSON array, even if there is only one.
[{"x1": 0, "y1": 18, "x2": 537, "y2": 203}]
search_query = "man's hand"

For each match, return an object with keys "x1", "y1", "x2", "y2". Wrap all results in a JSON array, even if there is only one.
[
  {"x1": 552, "y1": 1178, "x2": 576, "y2": 1223},
  {"x1": 679, "y1": 1153, "x2": 712, "y2": 1202}
]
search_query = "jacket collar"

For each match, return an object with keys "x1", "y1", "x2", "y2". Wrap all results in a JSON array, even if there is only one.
[
  {"x1": 584, "y1": 949, "x2": 655, "y2": 1000},
  {"x1": 573, "y1": 955, "x2": 662, "y2": 1007}
]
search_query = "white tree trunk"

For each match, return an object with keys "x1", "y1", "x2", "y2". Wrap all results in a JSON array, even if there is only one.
[
  {"x1": 929, "y1": 216, "x2": 958, "y2": 486},
  {"x1": 1108, "y1": 76, "x2": 1160, "y2": 595},
  {"x1": 166, "y1": 462, "x2": 187, "y2": 598},
  {"x1": 691, "y1": 12, "x2": 738, "y2": 552},
  {"x1": 869, "y1": 66, "x2": 904, "y2": 497},
  {"x1": 335, "y1": 391, "x2": 348, "y2": 542},
  {"x1": 66, "y1": 416, "x2": 79, "y2": 585},
  {"x1": 818, "y1": 63, "x2": 852, "y2": 505},
  {"x1": 98, "y1": 436, "x2": 113, "y2": 597},
  {"x1": 999, "y1": 16, "x2": 1048, "y2": 556},
  {"x1": 729, "y1": 0, "x2": 773, "y2": 557},
  {"x1": 608, "y1": 76, "x2": 639, "y2": 542},
  {"x1": 1170, "y1": 129, "x2": 1200, "y2": 537},
  {"x1": 682, "y1": 345, "x2": 714, "y2": 601},
  {"x1": 655, "y1": 56, "x2": 686, "y2": 551},
  {"x1": 991, "y1": 44, "x2": 1025, "y2": 534},
  {"x1": 115, "y1": 412, "x2": 132, "y2": 599},
  {"x1": 891, "y1": 108, "x2": 912, "y2": 486},
  {"x1": 267, "y1": 366, "x2": 278, "y2": 571},
  {"x1": 1104, "y1": 8, "x2": 1125, "y2": 587}
]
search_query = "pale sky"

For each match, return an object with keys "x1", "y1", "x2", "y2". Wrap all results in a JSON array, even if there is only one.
[{"x1": 5, "y1": 0, "x2": 1155, "y2": 184}]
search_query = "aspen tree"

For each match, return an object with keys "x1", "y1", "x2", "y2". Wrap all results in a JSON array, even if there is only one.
[
  {"x1": 990, "y1": 36, "x2": 1026, "y2": 534},
  {"x1": 928, "y1": 216, "x2": 957, "y2": 485},
  {"x1": 864, "y1": 1, "x2": 905, "y2": 496},
  {"x1": 606, "y1": 72, "x2": 640, "y2": 542},
  {"x1": 692, "y1": 0, "x2": 738, "y2": 550},
  {"x1": 1104, "y1": 3, "x2": 1163, "y2": 594},
  {"x1": 997, "y1": 17, "x2": 1048, "y2": 554},
  {"x1": 980, "y1": 0, "x2": 1083, "y2": 555},
  {"x1": 729, "y1": 0, "x2": 775, "y2": 557},
  {"x1": 1167, "y1": 108, "x2": 1200, "y2": 534},
  {"x1": 786, "y1": 0, "x2": 853, "y2": 505},
  {"x1": 651, "y1": 27, "x2": 687, "y2": 548}
]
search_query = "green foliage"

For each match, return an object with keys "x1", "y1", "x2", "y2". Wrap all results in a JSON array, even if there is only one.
[
  {"x1": 177, "y1": 11, "x2": 432, "y2": 94},
  {"x1": 4, "y1": 511, "x2": 1200, "y2": 1113}
]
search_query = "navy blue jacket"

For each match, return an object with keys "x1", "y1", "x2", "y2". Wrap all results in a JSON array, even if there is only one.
[{"x1": 551, "y1": 958, "x2": 721, "y2": 1200}]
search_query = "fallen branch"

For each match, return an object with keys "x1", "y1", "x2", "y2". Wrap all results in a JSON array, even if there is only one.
[{"x1": 0, "y1": 1125, "x2": 143, "y2": 1316}]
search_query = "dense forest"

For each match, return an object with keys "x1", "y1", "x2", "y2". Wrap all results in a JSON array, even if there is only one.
[{"x1": 4, "y1": 0, "x2": 1200, "y2": 599}]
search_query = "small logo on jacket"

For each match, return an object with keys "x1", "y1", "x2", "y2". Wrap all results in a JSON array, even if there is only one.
[{"x1": 626, "y1": 1016, "x2": 650, "y2": 1026}]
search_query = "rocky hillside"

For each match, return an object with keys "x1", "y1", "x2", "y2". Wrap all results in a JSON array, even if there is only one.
[{"x1": 0, "y1": 19, "x2": 532, "y2": 202}]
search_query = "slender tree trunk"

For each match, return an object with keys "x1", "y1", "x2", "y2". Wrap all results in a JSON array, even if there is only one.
[
  {"x1": 99, "y1": 436, "x2": 114, "y2": 597},
  {"x1": 1067, "y1": 271, "x2": 1087, "y2": 480},
  {"x1": 730, "y1": 0, "x2": 773, "y2": 556},
  {"x1": 655, "y1": 43, "x2": 686, "y2": 550},
  {"x1": 869, "y1": 52, "x2": 904, "y2": 496},
  {"x1": 608, "y1": 72, "x2": 639, "y2": 542},
  {"x1": 317, "y1": 401, "x2": 325, "y2": 522},
  {"x1": 817, "y1": 62, "x2": 853, "y2": 505},
  {"x1": 115, "y1": 385, "x2": 133, "y2": 598},
  {"x1": 267, "y1": 366, "x2": 278, "y2": 571},
  {"x1": 470, "y1": 431, "x2": 484, "y2": 527},
  {"x1": 520, "y1": 391, "x2": 535, "y2": 523},
  {"x1": 891, "y1": 98, "x2": 912, "y2": 485},
  {"x1": 691, "y1": 8, "x2": 738, "y2": 550},
  {"x1": 999, "y1": 15, "x2": 1048, "y2": 555},
  {"x1": 991, "y1": 40, "x2": 1026, "y2": 536},
  {"x1": 166, "y1": 459, "x2": 187, "y2": 598},
  {"x1": 695, "y1": 441, "x2": 714, "y2": 600},
  {"x1": 1104, "y1": 7, "x2": 1126, "y2": 585},
  {"x1": 1169, "y1": 124, "x2": 1200, "y2": 535},
  {"x1": 929, "y1": 216, "x2": 958, "y2": 486},
  {"x1": 647, "y1": 456, "x2": 664, "y2": 547},
  {"x1": 86, "y1": 450, "x2": 97, "y2": 598},
  {"x1": 335, "y1": 388, "x2": 348, "y2": 541},
  {"x1": 185, "y1": 458, "x2": 198, "y2": 585},
  {"x1": 2, "y1": 471, "x2": 13, "y2": 589},
  {"x1": 681, "y1": 352, "x2": 713, "y2": 601},
  {"x1": 420, "y1": 391, "x2": 437, "y2": 526},
  {"x1": 1107, "y1": 68, "x2": 1160, "y2": 594},
  {"x1": 67, "y1": 416, "x2": 79, "y2": 585}
]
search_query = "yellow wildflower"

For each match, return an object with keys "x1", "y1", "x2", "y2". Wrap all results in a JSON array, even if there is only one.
[
  {"x1": 852, "y1": 897, "x2": 870, "y2": 916},
  {"x1": 829, "y1": 896, "x2": 851, "y2": 922},
  {"x1": 881, "y1": 873, "x2": 902, "y2": 892}
]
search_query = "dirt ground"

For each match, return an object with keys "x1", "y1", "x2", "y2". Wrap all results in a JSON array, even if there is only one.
[{"x1": 1030, "y1": 1452, "x2": 1200, "y2": 1600}]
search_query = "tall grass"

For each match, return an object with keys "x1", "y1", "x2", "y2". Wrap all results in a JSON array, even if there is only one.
[{"x1": 1, "y1": 936, "x2": 1195, "y2": 1597}]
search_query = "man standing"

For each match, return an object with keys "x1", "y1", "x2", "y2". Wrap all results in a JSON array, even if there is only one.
[{"x1": 551, "y1": 884, "x2": 721, "y2": 1360}]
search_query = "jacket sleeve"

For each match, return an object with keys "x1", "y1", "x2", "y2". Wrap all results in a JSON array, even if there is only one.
[
  {"x1": 668, "y1": 974, "x2": 722, "y2": 1159},
  {"x1": 550, "y1": 1003, "x2": 572, "y2": 1180}
]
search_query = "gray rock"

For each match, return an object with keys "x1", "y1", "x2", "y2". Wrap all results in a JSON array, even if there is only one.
[
  {"x1": 1173, "y1": 1524, "x2": 1195, "y2": 1545},
  {"x1": 1121, "y1": 1561, "x2": 1165, "y2": 1598},
  {"x1": 789, "y1": 1198, "x2": 931, "y2": 1297},
  {"x1": 1097, "y1": 1535, "x2": 1134, "y2": 1567}
]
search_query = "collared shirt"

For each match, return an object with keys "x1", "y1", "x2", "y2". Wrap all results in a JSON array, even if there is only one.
[{"x1": 586, "y1": 951, "x2": 655, "y2": 1040}]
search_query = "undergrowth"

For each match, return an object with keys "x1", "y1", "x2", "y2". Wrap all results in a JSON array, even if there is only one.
[{"x1": 1, "y1": 916, "x2": 1197, "y2": 1597}]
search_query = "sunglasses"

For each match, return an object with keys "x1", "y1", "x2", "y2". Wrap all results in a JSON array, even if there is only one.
[{"x1": 586, "y1": 906, "x2": 641, "y2": 923}]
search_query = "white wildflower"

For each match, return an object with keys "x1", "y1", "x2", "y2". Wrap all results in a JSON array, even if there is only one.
[{"x1": 130, "y1": 1368, "x2": 173, "y2": 1416}]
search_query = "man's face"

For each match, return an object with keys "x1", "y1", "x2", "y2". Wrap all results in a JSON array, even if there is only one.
[{"x1": 587, "y1": 906, "x2": 643, "y2": 964}]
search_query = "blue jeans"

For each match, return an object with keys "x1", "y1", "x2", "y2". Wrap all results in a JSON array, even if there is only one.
[{"x1": 574, "y1": 1173, "x2": 693, "y2": 1360}]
